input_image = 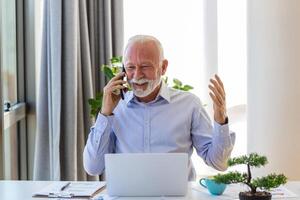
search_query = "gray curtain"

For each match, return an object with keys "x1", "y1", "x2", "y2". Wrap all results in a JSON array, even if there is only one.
[{"x1": 33, "y1": 0, "x2": 123, "y2": 181}]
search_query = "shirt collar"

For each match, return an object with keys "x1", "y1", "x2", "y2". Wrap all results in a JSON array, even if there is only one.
[
  {"x1": 125, "y1": 80, "x2": 171, "y2": 105},
  {"x1": 158, "y1": 80, "x2": 171, "y2": 103}
]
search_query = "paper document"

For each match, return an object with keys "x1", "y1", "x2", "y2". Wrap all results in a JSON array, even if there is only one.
[
  {"x1": 270, "y1": 186, "x2": 298, "y2": 199},
  {"x1": 192, "y1": 183, "x2": 298, "y2": 200},
  {"x1": 33, "y1": 181, "x2": 106, "y2": 198},
  {"x1": 95, "y1": 195, "x2": 188, "y2": 200}
]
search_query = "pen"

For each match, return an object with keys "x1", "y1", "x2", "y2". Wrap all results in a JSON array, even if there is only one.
[
  {"x1": 272, "y1": 192, "x2": 284, "y2": 195},
  {"x1": 60, "y1": 182, "x2": 71, "y2": 191}
]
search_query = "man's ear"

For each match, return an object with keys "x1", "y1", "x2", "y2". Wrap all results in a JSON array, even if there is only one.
[{"x1": 161, "y1": 59, "x2": 168, "y2": 75}]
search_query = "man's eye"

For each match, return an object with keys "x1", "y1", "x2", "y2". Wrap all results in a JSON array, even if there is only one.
[{"x1": 127, "y1": 66, "x2": 135, "y2": 69}]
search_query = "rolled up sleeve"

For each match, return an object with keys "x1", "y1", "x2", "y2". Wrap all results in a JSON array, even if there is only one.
[
  {"x1": 83, "y1": 113, "x2": 115, "y2": 176},
  {"x1": 191, "y1": 105, "x2": 236, "y2": 171}
]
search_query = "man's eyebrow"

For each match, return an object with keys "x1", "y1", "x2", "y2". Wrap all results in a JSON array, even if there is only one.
[
  {"x1": 140, "y1": 61, "x2": 154, "y2": 64},
  {"x1": 139, "y1": 60, "x2": 156, "y2": 66},
  {"x1": 124, "y1": 62, "x2": 134, "y2": 66},
  {"x1": 124, "y1": 61, "x2": 154, "y2": 65}
]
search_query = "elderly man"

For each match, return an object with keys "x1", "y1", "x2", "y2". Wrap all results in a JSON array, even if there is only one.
[{"x1": 83, "y1": 35, "x2": 235, "y2": 180}]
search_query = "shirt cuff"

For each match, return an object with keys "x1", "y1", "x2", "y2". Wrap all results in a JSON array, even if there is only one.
[
  {"x1": 213, "y1": 121, "x2": 230, "y2": 137},
  {"x1": 94, "y1": 113, "x2": 114, "y2": 133},
  {"x1": 213, "y1": 121, "x2": 236, "y2": 148},
  {"x1": 92, "y1": 113, "x2": 115, "y2": 153}
]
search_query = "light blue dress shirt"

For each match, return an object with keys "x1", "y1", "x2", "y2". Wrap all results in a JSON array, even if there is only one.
[{"x1": 83, "y1": 81, "x2": 236, "y2": 180}]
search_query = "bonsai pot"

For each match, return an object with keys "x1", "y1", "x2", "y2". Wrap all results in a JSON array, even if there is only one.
[{"x1": 239, "y1": 191, "x2": 272, "y2": 200}]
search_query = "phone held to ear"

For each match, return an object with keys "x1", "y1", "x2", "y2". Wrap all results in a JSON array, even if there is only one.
[{"x1": 120, "y1": 65, "x2": 126, "y2": 100}]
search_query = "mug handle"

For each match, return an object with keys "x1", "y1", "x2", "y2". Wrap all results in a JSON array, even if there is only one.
[{"x1": 199, "y1": 178, "x2": 207, "y2": 188}]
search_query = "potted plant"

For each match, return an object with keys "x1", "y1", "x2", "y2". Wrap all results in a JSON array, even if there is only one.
[
  {"x1": 213, "y1": 153, "x2": 287, "y2": 200},
  {"x1": 88, "y1": 56, "x2": 194, "y2": 118}
]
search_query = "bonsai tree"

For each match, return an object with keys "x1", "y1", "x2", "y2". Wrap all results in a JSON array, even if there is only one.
[
  {"x1": 213, "y1": 153, "x2": 287, "y2": 200},
  {"x1": 88, "y1": 56, "x2": 194, "y2": 118}
]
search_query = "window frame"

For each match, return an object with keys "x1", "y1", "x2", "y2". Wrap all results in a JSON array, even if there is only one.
[
  {"x1": 0, "y1": 0, "x2": 32, "y2": 180},
  {"x1": 16, "y1": 0, "x2": 28, "y2": 180},
  {"x1": 0, "y1": 0, "x2": 4, "y2": 179}
]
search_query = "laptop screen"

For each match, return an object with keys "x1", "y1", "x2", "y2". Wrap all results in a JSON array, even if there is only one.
[{"x1": 105, "y1": 153, "x2": 188, "y2": 197}]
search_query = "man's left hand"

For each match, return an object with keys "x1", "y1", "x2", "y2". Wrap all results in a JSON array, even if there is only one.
[{"x1": 209, "y1": 74, "x2": 227, "y2": 125}]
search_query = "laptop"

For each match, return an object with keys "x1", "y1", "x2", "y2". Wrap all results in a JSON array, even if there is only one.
[{"x1": 104, "y1": 153, "x2": 188, "y2": 197}]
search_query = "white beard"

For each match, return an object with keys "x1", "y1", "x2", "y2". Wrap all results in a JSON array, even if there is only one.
[{"x1": 129, "y1": 76, "x2": 162, "y2": 98}]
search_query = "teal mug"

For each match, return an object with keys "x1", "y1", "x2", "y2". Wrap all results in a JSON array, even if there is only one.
[{"x1": 199, "y1": 178, "x2": 227, "y2": 195}]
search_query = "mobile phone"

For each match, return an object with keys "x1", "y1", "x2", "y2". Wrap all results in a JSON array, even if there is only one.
[{"x1": 120, "y1": 64, "x2": 126, "y2": 100}]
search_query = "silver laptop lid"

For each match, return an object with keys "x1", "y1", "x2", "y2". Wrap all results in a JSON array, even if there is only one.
[{"x1": 105, "y1": 153, "x2": 188, "y2": 197}]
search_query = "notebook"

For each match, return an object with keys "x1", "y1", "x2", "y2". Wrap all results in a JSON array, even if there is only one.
[
  {"x1": 32, "y1": 181, "x2": 106, "y2": 198},
  {"x1": 105, "y1": 153, "x2": 188, "y2": 197}
]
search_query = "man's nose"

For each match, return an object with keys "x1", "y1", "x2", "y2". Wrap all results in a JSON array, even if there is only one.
[{"x1": 133, "y1": 67, "x2": 144, "y2": 80}]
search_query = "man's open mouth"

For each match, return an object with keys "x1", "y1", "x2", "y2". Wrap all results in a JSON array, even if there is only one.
[{"x1": 133, "y1": 82, "x2": 148, "y2": 87}]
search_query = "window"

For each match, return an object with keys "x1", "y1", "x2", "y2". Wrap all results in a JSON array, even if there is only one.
[
  {"x1": 124, "y1": 0, "x2": 247, "y2": 176},
  {"x1": 1, "y1": 0, "x2": 18, "y2": 104},
  {"x1": 218, "y1": 0, "x2": 247, "y2": 172},
  {"x1": 0, "y1": 0, "x2": 27, "y2": 180},
  {"x1": 124, "y1": 0, "x2": 204, "y2": 97}
]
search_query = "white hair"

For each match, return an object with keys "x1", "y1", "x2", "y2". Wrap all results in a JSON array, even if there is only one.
[{"x1": 123, "y1": 35, "x2": 164, "y2": 64}]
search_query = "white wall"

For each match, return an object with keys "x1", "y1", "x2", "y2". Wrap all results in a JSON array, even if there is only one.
[{"x1": 248, "y1": 0, "x2": 300, "y2": 180}]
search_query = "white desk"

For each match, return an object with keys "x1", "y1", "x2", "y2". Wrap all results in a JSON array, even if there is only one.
[{"x1": 0, "y1": 181, "x2": 299, "y2": 200}]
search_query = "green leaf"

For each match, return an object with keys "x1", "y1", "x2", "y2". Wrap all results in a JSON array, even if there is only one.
[
  {"x1": 111, "y1": 66, "x2": 122, "y2": 75},
  {"x1": 247, "y1": 153, "x2": 268, "y2": 167},
  {"x1": 101, "y1": 65, "x2": 115, "y2": 80},
  {"x1": 88, "y1": 98, "x2": 95, "y2": 105},
  {"x1": 252, "y1": 174, "x2": 287, "y2": 190},
  {"x1": 162, "y1": 76, "x2": 168, "y2": 84},
  {"x1": 172, "y1": 85, "x2": 180, "y2": 90},
  {"x1": 213, "y1": 171, "x2": 247, "y2": 184},
  {"x1": 181, "y1": 85, "x2": 194, "y2": 91},
  {"x1": 110, "y1": 56, "x2": 122, "y2": 63},
  {"x1": 101, "y1": 64, "x2": 110, "y2": 70},
  {"x1": 91, "y1": 108, "x2": 99, "y2": 118},
  {"x1": 182, "y1": 85, "x2": 194, "y2": 91},
  {"x1": 95, "y1": 92, "x2": 103, "y2": 99},
  {"x1": 173, "y1": 78, "x2": 182, "y2": 86},
  {"x1": 88, "y1": 92, "x2": 104, "y2": 118},
  {"x1": 228, "y1": 153, "x2": 268, "y2": 167}
]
